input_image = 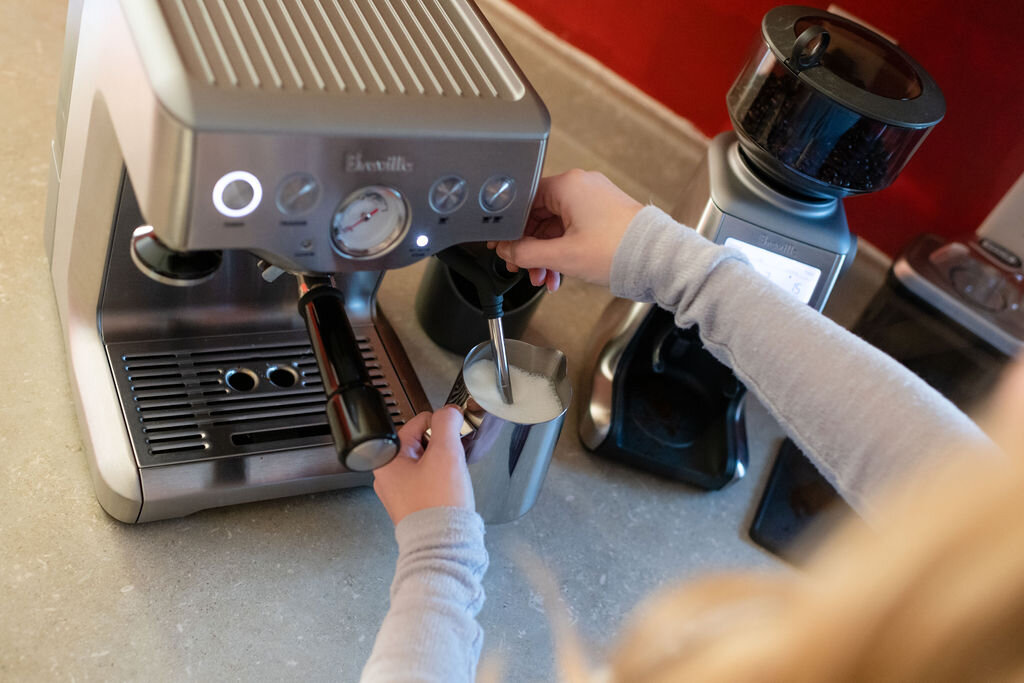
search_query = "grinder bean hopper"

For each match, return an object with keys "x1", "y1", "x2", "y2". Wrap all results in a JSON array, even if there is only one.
[
  {"x1": 45, "y1": 0, "x2": 549, "y2": 522},
  {"x1": 579, "y1": 5, "x2": 945, "y2": 488}
]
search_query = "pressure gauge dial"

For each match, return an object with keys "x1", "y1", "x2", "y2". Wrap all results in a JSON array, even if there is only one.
[{"x1": 330, "y1": 186, "x2": 409, "y2": 258}]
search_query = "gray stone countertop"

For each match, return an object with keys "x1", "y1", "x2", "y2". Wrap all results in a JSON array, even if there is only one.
[{"x1": 0, "y1": 2, "x2": 886, "y2": 681}]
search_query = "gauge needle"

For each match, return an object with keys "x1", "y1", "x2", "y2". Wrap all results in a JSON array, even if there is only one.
[{"x1": 342, "y1": 208, "x2": 379, "y2": 232}]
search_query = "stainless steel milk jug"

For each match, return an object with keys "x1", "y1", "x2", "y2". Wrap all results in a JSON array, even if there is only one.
[{"x1": 446, "y1": 339, "x2": 571, "y2": 524}]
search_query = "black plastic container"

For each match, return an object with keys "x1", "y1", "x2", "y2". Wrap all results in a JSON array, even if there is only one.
[
  {"x1": 415, "y1": 257, "x2": 546, "y2": 355},
  {"x1": 727, "y1": 5, "x2": 945, "y2": 198}
]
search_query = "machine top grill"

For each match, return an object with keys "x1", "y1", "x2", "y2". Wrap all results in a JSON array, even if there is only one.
[{"x1": 158, "y1": 0, "x2": 525, "y2": 100}]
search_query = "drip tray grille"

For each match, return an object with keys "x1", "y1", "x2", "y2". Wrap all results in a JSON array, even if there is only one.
[{"x1": 106, "y1": 328, "x2": 414, "y2": 467}]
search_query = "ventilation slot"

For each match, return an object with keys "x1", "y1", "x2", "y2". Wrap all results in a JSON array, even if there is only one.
[
  {"x1": 158, "y1": 0, "x2": 524, "y2": 99},
  {"x1": 148, "y1": 434, "x2": 209, "y2": 455},
  {"x1": 130, "y1": 380, "x2": 189, "y2": 391},
  {"x1": 121, "y1": 352, "x2": 178, "y2": 362},
  {"x1": 144, "y1": 423, "x2": 201, "y2": 434},
  {"x1": 127, "y1": 370, "x2": 184, "y2": 381},
  {"x1": 231, "y1": 423, "x2": 332, "y2": 446},
  {"x1": 150, "y1": 443, "x2": 209, "y2": 456}
]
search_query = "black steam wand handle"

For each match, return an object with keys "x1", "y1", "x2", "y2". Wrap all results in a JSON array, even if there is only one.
[
  {"x1": 297, "y1": 275, "x2": 399, "y2": 472},
  {"x1": 435, "y1": 243, "x2": 523, "y2": 318},
  {"x1": 436, "y1": 244, "x2": 524, "y2": 403}
]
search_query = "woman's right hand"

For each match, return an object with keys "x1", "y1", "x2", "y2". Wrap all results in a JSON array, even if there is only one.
[
  {"x1": 372, "y1": 406, "x2": 474, "y2": 526},
  {"x1": 491, "y1": 169, "x2": 643, "y2": 291}
]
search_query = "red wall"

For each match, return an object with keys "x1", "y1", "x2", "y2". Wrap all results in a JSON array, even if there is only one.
[{"x1": 509, "y1": 0, "x2": 1024, "y2": 256}]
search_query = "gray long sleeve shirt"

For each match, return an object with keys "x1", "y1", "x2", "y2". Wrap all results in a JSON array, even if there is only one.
[
  {"x1": 360, "y1": 206, "x2": 993, "y2": 681},
  {"x1": 361, "y1": 507, "x2": 488, "y2": 682}
]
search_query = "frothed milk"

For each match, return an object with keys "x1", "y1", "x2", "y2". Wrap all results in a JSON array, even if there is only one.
[{"x1": 463, "y1": 359, "x2": 563, "y2": 423}]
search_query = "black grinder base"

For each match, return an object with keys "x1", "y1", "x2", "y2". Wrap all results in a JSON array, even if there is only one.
[{"x1": 593, "y1": 307, "x2": 747, "y2": 489}]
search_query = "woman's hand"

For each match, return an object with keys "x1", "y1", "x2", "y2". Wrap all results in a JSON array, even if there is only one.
[
  {"x1": 491, "y1": 169, "x2": 643, "y2": 291},
  {"x1": 372, "y1": 406, "x2": 474, "y2": 526}
]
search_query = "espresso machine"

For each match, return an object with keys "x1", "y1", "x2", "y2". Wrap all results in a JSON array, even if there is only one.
[
  {"x1": 44, "y1": 0, "x2": 548, "y2": 523},
  {"x1": 579, "y1": 5, "x2": 945, "y2": 489}
]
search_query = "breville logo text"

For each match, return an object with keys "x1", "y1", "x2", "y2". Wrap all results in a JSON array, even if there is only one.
[
  {"x1": 758, "y1": 234, "x2": 796, "y2": 257},
  {"x1": 345, "y1": 152, "x2": 414, "y2": 173}
]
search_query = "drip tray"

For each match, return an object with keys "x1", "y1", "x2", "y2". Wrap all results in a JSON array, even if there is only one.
[{"x1": 106, "y1": 328, "x2": 415, "y2": 468}]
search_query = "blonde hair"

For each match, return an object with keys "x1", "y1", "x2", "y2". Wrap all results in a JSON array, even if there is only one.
[{"x1": 576, "y1": 362, "x2": 1024, "y2": 682}]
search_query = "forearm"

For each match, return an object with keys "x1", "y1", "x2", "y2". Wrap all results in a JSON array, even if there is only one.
[
  {"x1": 361, "y1": 507, "x2": 488, "y2": 683},
  {"x1": 611, "y1": 206, "x2": 994, "y2": 516}
]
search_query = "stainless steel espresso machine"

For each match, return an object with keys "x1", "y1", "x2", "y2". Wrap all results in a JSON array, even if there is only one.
[
  {"x1": 579, "y1": 6, "x2": 945, "y2": 488},
  {"x1": 45, "y1": 0, "x2": 548, "y2": 523}
]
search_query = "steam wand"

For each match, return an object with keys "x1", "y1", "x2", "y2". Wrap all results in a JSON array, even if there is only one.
[
  {"x1": 436, "y1": 244, "x2": 524, "y2": 404},
  {"x1": 487, "y1": 317, "x2": 513, "y2": 403}
]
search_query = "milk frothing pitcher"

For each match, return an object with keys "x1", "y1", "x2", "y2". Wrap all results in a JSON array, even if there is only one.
[{"x1": 445, "y1": 339, "x2": 571, "y2": 524}]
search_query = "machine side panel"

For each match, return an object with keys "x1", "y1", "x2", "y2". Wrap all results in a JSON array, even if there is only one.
[
  {"x1": 44, "y1": 0, "x2": 86, "y2": 261},
  {"x1": 50, "y1": 1, "x2": 149, "y2": 522},
  {"x1": 49, "y1": 0, "x2": 200, "y2": 522}
]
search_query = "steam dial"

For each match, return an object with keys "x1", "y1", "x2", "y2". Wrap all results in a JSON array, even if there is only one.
[
  {"x1": 480, "y1": 175, "x2": 516, "y2": 213},
  {"x1": 330, "y1": 186, "x2": 409, "y2": 258}
]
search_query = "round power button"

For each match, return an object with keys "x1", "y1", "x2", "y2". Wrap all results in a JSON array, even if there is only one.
[
  {"x1": 479, "y1": 175, "x2": 516, "y2": 213},
  {"x1": 213, "y1": 171, "x2": 262, "y2": 218}
]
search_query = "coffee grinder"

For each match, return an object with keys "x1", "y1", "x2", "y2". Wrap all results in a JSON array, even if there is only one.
[
  {"x1": 45, "y1": 0, "x2": 549, "y2": 523},
  {"x1": 579, "y1": 5, "x2": 945, "y2": 488}
]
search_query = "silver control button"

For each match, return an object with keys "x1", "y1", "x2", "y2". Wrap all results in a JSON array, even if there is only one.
[
  {"x1": 222, "y1": 180, "x2": 254, "y2": 210},
  {"x1": 479, "y1": 175, "x2": 516, "y2": 213},
  {"x1": 276, "y1": 172, "x2": 321, "y2": 216},
  {"x1": 429, "y1": 175, "x2": 468, "y2": 214},
  {"x1": 212, "y1": 171, "x2": 262, "y2": 218}
]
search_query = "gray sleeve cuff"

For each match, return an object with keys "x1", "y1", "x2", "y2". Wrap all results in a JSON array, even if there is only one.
[{"x1": 394, "y1": 506, "x2": 486, "y2": 562}]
